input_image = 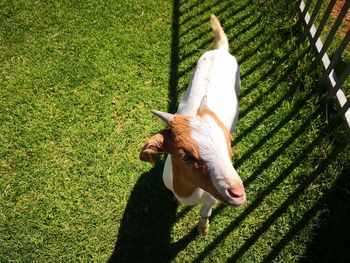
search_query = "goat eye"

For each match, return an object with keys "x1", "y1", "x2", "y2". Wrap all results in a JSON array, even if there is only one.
[{"x1": 182, "y1": 152, "x2": 196, "y2": 163}]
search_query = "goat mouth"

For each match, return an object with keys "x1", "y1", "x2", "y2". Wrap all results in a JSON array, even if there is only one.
[{"x1": 220, "y1": 189, "x2": 246, "y2": 206}]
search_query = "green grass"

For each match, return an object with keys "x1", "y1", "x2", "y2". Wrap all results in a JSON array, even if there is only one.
[{"x1": 1, "y1": 0, "x2": 349, "y2": 262}]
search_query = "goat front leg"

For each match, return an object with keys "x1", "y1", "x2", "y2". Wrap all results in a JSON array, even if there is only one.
[{"x1": 197, "y1": 203, "x2": 213, "y2": 236}]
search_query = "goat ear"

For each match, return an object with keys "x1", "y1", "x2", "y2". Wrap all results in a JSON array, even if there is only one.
[
  {"x1": 152, "y1": 110, "x2": 174, "y2": 126},
  {"x1": 139, "y1": 129, "x2": 171, "y2": 165},
  {"x1": 198, "y1": 95, "x2": 208, "y2": 111}
]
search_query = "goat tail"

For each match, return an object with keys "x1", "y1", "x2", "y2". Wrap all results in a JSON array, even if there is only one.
[{"x1": 210, "y1": 14, "x2": 229, "y2": 51}]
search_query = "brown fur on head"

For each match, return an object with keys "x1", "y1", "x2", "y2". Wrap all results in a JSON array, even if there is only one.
[
  {"x1": 139, "y1": 111, "x2": 233, "y2": 201},
  {"x1": 140, "y1": 115, "x2": 210, "y2": 197}
]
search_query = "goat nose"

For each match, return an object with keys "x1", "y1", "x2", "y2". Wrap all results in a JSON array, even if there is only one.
[{"x1": 227, "y1": 185, "x2": 245, "y2": 198}]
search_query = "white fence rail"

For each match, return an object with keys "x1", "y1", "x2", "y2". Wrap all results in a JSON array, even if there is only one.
[{"x1": 298, "y1": 0, "x2": 350, "y2": 128}]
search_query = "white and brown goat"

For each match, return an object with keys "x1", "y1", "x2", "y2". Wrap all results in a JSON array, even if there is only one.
[{"x1": 140, "y1": 15, "x2": 245, "y2": 235}]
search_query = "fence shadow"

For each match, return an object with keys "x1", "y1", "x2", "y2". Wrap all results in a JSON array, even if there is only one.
[
  {"x1": 262, "y1": 161, "x2": 350, "y2": 263},
  {"x1": 300, "y1": 163, "x2": 350, "y2": 263}
]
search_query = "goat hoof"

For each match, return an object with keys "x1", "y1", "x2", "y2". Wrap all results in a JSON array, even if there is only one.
[{"x1": 197, "y1": 223, "x2": 209, "y2": 236}]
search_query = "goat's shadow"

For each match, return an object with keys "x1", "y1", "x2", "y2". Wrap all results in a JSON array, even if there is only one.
[
  {"x1": 108, "y1": 164, "x2": 178, "y2": 262},
  {"x1": 109, "y1": 0, "x2": 193, "y2": 260}
]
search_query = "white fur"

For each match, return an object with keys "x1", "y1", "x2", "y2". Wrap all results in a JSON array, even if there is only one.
[
  {"x1": 177, "y1": 49, "x2": 240, "y2": 132},
  {"x1": 190, "y1": 114, "x2": 244, "y2": 204}
]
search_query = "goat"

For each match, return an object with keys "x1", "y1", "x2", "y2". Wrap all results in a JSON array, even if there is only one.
[{"x1": 140, "y1": 15, "x2": 245, "y2": 235}]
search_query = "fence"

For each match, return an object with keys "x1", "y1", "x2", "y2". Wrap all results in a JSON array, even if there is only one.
[{"x1": 298, "y1": 0, "x2": 350, "y2": 128}]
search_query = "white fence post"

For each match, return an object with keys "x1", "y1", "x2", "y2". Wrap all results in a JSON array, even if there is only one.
[{"x1": 299, "y1": 0, "x2": 350, "y2": 128}]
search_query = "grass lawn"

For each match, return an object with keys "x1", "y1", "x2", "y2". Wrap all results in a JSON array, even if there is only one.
[{"x1": 1, "y1": 0, "x2": 350, "y2": 262}]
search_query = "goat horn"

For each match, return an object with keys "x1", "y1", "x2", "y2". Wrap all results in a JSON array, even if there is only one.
[
  {"x1": 198, "y1": 95, "x2": 208, "y2": 110},
  {"x1": 151, "y1": 110, "x2": 174, "y2": 125}
]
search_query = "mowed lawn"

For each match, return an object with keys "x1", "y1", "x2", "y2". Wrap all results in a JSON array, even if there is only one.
[{"x1": 1, "y1": 0, "x2": 350, "y2": 262}]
